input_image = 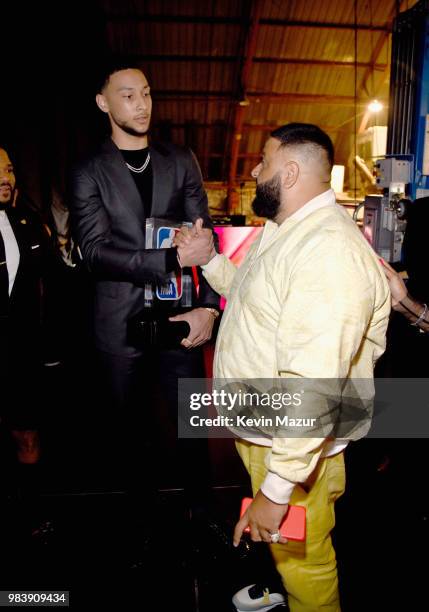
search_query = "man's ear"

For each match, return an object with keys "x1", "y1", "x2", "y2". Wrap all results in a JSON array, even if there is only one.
[
  {"x1": 96, "y1": 93, "x2": 109, "y2": 114},
  {"x1": 282, "y1": 161, "x2": 299, "y2": 189}
]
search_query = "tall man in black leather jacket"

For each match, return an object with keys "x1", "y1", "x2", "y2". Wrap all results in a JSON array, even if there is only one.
[{"x1": 69, "y1": 63, "x2": 219, "y2": 520}]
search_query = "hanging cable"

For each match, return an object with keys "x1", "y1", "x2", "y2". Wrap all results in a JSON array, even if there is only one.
[
  {"x1": 369, "y1": 0, "x2": 376, "y2": 128},
  {"x1": 354, "y1": 0, "x2": 358, "y2": 204}
]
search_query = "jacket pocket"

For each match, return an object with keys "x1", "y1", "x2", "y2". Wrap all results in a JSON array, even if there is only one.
[{"x1": 326, "y1": 453, "x2": 346, "y2": 503}]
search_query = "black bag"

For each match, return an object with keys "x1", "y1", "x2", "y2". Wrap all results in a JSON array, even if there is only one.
[{"x1": 127, "y1": 308, "x2": 191, "y2": 349}]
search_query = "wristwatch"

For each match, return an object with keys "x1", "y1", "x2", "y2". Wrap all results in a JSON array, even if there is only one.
[{"x1": 204, "y1": 307, "x2": 220, "y2": 319}]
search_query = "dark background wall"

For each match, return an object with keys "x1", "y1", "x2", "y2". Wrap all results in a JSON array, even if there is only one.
[{"x1": 2, "y1": 1, "x2": 109, "y2": 214}]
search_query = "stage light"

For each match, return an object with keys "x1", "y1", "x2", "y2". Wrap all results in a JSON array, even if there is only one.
[{"x1": 368, "y1": 99, "x2": 383, "y2": 113}]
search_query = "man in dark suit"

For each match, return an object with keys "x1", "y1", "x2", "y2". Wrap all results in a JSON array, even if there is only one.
[
  {"x1": 69, "y1": 63, "x2": 219, "y2": 518},
  {"x1": 0, "y1": 146, "x2": 53, "y2": 465}
]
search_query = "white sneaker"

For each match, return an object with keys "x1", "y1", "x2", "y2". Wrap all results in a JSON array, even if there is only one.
[{"x1": 232, "y1": 583, "x2": 286, "y2": 612}]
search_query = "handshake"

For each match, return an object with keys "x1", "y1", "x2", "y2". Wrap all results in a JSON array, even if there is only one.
[{"x1": 174, "y1": 218, "x2": 216, "y2": 268}]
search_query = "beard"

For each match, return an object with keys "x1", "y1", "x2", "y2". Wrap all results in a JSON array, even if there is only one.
[
  {"x1": 251, "y1": 173, "x2": 282, "y2": 220},
  {"x1": 0, "y1": 185, "x2": 13, "y2": 210},
  {"x1": 111, "y1": 113, "x2": 150, "y2": 138}
]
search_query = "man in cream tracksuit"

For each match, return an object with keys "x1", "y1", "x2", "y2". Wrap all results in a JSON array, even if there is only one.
[{"x1": 175, "y1": 123, "x2": 391, "y2": 612}]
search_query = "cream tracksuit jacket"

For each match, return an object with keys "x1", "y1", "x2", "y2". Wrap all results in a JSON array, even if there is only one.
[{"x1": 203, "y1": 189, "x2": 391, "y2": 504}]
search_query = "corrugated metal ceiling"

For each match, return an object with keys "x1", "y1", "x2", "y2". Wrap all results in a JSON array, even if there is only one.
[{"x1": 99, "y1": 0, "x2": 419, "y2": 184}]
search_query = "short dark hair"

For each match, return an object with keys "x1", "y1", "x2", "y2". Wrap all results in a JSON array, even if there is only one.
[
  {"x1": 270, "y1": 123, "x2": 334, "y2": 169},
  {"x1": 95, "y1": 58, "x2": 145, "y2": 93}
]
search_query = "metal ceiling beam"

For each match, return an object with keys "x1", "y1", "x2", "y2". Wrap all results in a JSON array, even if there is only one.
[
  {"x1": 105, "y1": 14, "x2": 389, "y2": 31},
  {"x1": 247, "y1": 92, "x2": 364, "y2": 105},
  {"x1": 242, "y1": 124, "x2": 355, "y2": 133},
  {"x1": 153, "y1": 123, "x2": 359, "y2": 133},
  {"x1": 359, "y1": 0, "x2": 410, "y2": 97},
  {"x1": 227, "y1": 0, "x2": 264, "y2": 212},
  {"x1": 154, "y1": 91, "x2": 378, "y2": 106},
  {"x1": 261, "y1": 19, "x2": 389, "y2": 31},
  {"x1": 130, "y1": 54, "x2": 387, "y2": 69},
  {"x1": 258, "y1": 58, "x2": 386, "y2": 69},
  {"x1": 355, "y1": 0, "x2": 410, "y2": 137}
]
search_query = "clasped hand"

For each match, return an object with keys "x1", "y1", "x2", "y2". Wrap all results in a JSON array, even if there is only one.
[
  {"x1": 169, "y1": 218, "x2": 217, "y2": 348},
  {"x1": 173, "y1": 218, "x2": 216, "y2": 267}
]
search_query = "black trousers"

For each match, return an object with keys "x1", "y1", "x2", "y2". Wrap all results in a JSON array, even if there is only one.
[
  {"x1": 0, "y1": 320, "x2": 43, "y2": 430},
  {"x1": 98, "y1": 346, "x2": 211, "y2": 510}
]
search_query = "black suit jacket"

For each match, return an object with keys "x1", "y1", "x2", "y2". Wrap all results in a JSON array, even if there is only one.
[
  {"x1": 69, "y1": 138, "x2": 219, "y2": 357},
  {"x1": 1, "y1": 205, "x2": 58, "y2": 426},
  {"x1": 1, "y1": 205, "x2": 52, "y2": 362}
]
